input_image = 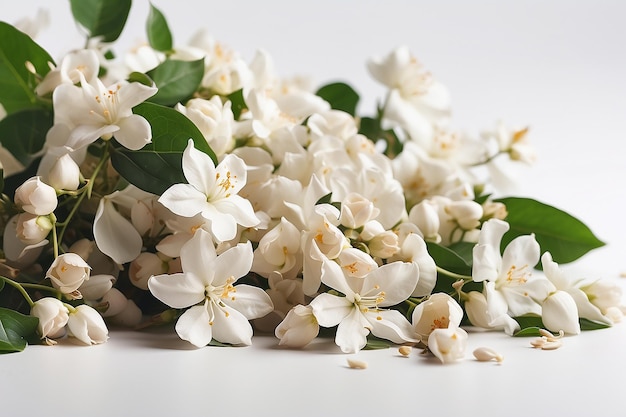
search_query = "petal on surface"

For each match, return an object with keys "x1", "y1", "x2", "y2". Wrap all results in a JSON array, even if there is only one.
[
  {"x1": 158, "y1": 183, "x2": 207, "y2": 217},
  {"x1": 148, "y1": 272, "x2": 205, "y2": 308},
  {"x1": 335, "y1": 307, "x2": 370, "y2": 354},
  {"x1": 114, "y1": 114, "x2": 152, "y2": 150},
  {"x1": 211, "y1": 242, "x2": 253, "y2": 286},
  {"x1": 309, "y1": 293, "x2": 353, "y2": 327},
  {"x1": 182, "y1": 139, "x2": 217, "y2": 195},
  {"x1": 175, "y1": 303, "x2": 213, "y2": 347},
  {"x1": 222, "y1": 284, "x2": 274, "y2": 320},
  {"x1": 366, "y1": 309, "x2": 419, "y2": 344},
  {"x1": 93, "y1": 197, "x2": 142, "y2": 264},
  {"x1": 210, "y1": 303, "x2": 254, "y2": 345}
]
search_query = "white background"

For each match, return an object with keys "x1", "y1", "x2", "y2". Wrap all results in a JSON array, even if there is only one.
[{"x1": 3, "y1": 1, "x2": 626, "y2": 416}]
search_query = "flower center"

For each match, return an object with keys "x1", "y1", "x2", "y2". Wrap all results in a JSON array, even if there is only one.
[
  {"x1": 205, "y1": 276, "x2": 237, "y2": 325},
  {"x1": 504, "y1": 264, "x2": 530, "y2": 285},
  {"x1": 354, "y1": 284, "x2": 386, "y2": 313}
]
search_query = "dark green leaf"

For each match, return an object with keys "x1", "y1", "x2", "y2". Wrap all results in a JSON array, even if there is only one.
[
  {"x1": 495, "y1": 197, "x2": 605, "y2": 264},
  {"x1": 363, "y1": 336, "x2": 391, "y2": 350},
  {"x1": 513, "y1": 314, "x2": 543, "y2": 334},
  {"x1": 146, "y1": 2, "x2": 173, "y2": 52},
  {"x1": 227, "y1": 89, "x2": 247, "y2": 120},
  {"x1": 147, "y1": 59, "x2": 204, "y2": 106},
  {"x1": 69, "y1": 0, "x2": 132, "y2": 42},
  {"x1": 0, "y1": 22, "x2": 53, "y2": 114},
  {"x1": 208, "y1": 339, "x2": 233, "y2": 347},
  {"x1": 580, "y1": 318, "x2": 612, "y2": 331},
  {"x1": 127, "y1": 71, "x2": 154, "y2": 87},
  {"x1": 426, "y1": 242, "x2": 471, "y2": 275},
  {"x1": 0, "y1": 307, "x2": 39, "y2": 353},
  {"x1": 110, "y1": 102, "x2": 216, "y2": 195},
  {"x1": 316, "y1": 192, "x2": 333, "y2": 205},
  {"x1": 0, "y1": 108, "x2": 52, "y2": 168},
  {"x1": 447, "y1": 241, "x2": 475, "y2": 267},
  {"x1": 513, "y1": 327, "x2": 542, "y2": 337},
  {"x1": 315, "y1": 82, "x2": 359, "y2": 116}
]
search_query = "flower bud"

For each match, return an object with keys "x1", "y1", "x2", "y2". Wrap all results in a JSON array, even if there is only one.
[
  {"x1": 275, "y1": 304, "x2": 319, "y2": 348},
  {"x1": 412, "y1": 293, "x2": 463, "y2": 341},
  {"x1": 428, "y1": 327, "x2": 468, "y2": 363},
  {"x1": 336, "y1": 247, "x2": 378, "y2": 278},
  {"x1": 340, "y1": 193, "x2": 380, "y2": 229},
  {"x1": 542, "y1": 291, "x2": 580, "y2": 335},
  {"x1": 444, "y1": 200, "x2": 483, "y2": 230},
  {"x1": 408, "y1": 200, "x2": 440, "y2": 242},
  {"x1": 583, "y1": 280, "x2": 624, "y2": 313},
  {"x1": 15, "y1": 212, "x2": 53, "y2": 245},
  {"x1": 99, "y1": 288, "x2": 128, "y2": 317},
  {"x1": 14, "y1": 176, "x2": 58, "y2": 215},
  {"x1": 66, "y1": 304, "x2": 108, "y2": 345},
  {"x1": 30, "y1": 297, "x2": 69, "y2": 339},
  {"x1": 368, "y1": 231, "x2": 400, "y2": 259},
  {"x1": 79, "y1": 274, "x2": 115, "y2": 300},
  {"x1": 47, "y1": 153, "x2": 80, "y2": 190},
  {"x1": 129, "y1": 252, "x2": 168, "y2": 290},
  {"x1": 46, "y1": 253, "x2": 91, "y2": 294}
]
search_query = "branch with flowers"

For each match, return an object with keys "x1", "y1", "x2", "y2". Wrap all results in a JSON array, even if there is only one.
[{"x1": 0, "y1": 0, "x2": 622, "y2": 362}]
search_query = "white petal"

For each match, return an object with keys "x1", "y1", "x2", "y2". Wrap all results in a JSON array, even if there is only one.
[
  {"x1": 210, "y1": 303, "x2": 254, "y2": 345},
  {"x1": 335, "y1": 307, "x2": 369, "y2": 353},
  {"x1": 309, "y1": 293, "x2": 353, "y2": 327},
  {"x1": 215, "y1": 154, "x2": 248, "y2": 195},
  {"x1": 148, "y1": 272, "x2": 205, "y2": 309},
  {"x1": 175, "y1": 303, "x2": 213, "y2": 347},
  {"x1": 93, "y1": 197, "x2": 142, "y2": 264},
  {"x1": 366, "y1": 309, "x2": 419, "y2": 344},
  {"x1": 222, "y1": 284, "x2": 274, "y2": 319},
  {"x1": 319, "y1": 256, "x2": 354, "y2": 298},
  {"x1": 363, "y1": 261, "x2": 418, "y2": 307},
  {"x1": 179, "y1": 229, "x2": 217, "y2": 285},
  {"x1": 213, "y1": 195, "x2": 259, "y2": 227},
  {"x1": 158, "y1": 183, "x2": 207, "y2": 217},
  {"x1": 211, "y1": 242, "x2": 253, "y2": 286},
  {"x1": 182, "y1": 139, "x2": 217, "y2": 195},
  {"x1": 117, "y1": 81, "x2": 158, "y2": 109},
  {"x1": 114, "y1": 114, "x2": 152, "y2": 150},
  {"x1": 501, "y1": 234, "x2": 540, "y2": 273}
]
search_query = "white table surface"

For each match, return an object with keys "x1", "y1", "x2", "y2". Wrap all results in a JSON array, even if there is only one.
[{"x1": 3, "y1": 1, "x2": 626, "y2": 416}]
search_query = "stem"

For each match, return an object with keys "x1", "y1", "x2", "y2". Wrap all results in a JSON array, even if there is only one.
[
  {"x1": 20, "y1": 283, "x2": 63, "y2": 298},
  {"x1": 55, "y1": 146, "x2": 110, "y2": 249},
  {"x1": 0, "y1": 276, "x2": 35, "y2": 307},
  {"x1": 436, "y1": 266, "x2": 472, "y2": 281}
]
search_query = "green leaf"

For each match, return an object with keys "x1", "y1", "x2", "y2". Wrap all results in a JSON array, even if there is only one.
[
  {"x1": 0, "y1": 307, "x2": 39, "y2": 353},
  {"x1": 69, "y1": 0, "x2": 132, "y2": 42},
  {"x1": 363, "y1": 336, "x2": 391, "y2": 350},
  {"x1": 147, "y1": 59, "x2": 204, "y2": 106},
  {"x1": 513, "y1": 314, "x2": 544, "y2": 335},
  {"x1": 0, "y1": 22, "x2": 54, "y2": 114},
  {"x1": 0, "y1": 108, "x2": 52, "y2": 168},
  {"x1": 495, "y1": 197, "x2": 605, "y2": 264},
  {"x1": 580, "y1": 318, "x2": 612, "y2": 331},
  {"x1": 110, "y1": 102, "x2": 216, "y2": 195},
  {"x1": 127, "y1": 71, "x2": 154, "y2": 87},
  {"x1": 426, "y1": 242, "x2": 471, "y2": 275},
  {"x1": 146, "y1": 2, "x2": 173, "y2": 52},
  {"x1": 227, "y1": 89, "x2": 247, "y2": 120},
  {"x1": 513, "y1": 326, "x2": 542, "y2": 337},
  {"x1": 315, "y1": 82, "x2": 359, "y2": 116}
]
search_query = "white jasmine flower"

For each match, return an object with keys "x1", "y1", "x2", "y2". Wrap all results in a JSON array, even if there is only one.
[
  {"x1": 51, "y1": 74, "x2": 157, "y2": 151},
  {"x1": 158, "y1": 139, "x2": 260, "y2": 243},
  {"x1": 66, "y1": 304, "x2": 109, "y2": 345},
  {"x1": 30, "y1": 297, "x2": 69, "y2": 339},
  {"x1": 45, "y1": 152, "x2": 81, "y2": 191},
  {"x1": 15, "y1": 213, "x2": 53, "y2": 245},
  {"x1": 35, "y1": 49, "x2": 100, "y2": 96},
  {"x1": 390, "y1": 231, "x2": 437, "y2": 297},
  {"x1": 339, "y1": 192, "x2": 380, "y2": 230},
  {"x1": 275, "y1": 304, "x2": 319, "y2": 348},
  {"x1": 46, "y1": 253, "x2": 91, "y2": 296},
  {"x1": 148, "y1": 229, "x2": 274, "y2": 347},
  {"x1": 472, "y1": 219, "x2": 554, "y2": 317},
  {"x1": 309, "y1": 258, "x2": 419, "y2": 353},
  {"x1": 542, "y1": 290, "x2": 581, "y2": 335},
  {"x1": 251, "y1": 217, "x2": 302, "y2": 280}
]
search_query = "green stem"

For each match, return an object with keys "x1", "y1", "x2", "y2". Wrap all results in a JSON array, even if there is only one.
[
  {"x1": 0, "y1": 276, "x2": 35, "y2": 307},
  {"x1": 20, "y1": 283, "x2": 63, "y2": 298},
  {"x1": 436, "y1": 266, "x2": 472, "y2": 281}
]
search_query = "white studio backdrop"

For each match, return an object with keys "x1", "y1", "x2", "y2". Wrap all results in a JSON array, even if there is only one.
[{"x1": 3, "y1": 0, "x2": 626, "y2": 276}]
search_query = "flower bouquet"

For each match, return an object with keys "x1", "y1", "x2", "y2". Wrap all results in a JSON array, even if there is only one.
[{"x1": 0, "y1": 1, "x2": 622, "y2": 363}]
